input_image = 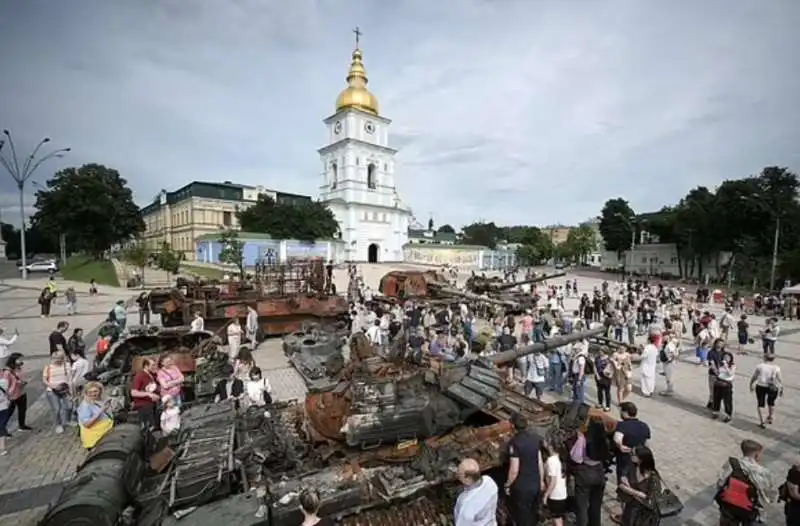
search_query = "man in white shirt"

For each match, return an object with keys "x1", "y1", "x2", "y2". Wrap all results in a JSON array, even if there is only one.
[
  {"x1": 525, "y1": 349, "x2": 548, "y2": 400},
  {"x1": 454, "y1": 458, "x2": 498, "y2": 526},
  {"x1": 366, "y1": 320, "x2": 382, "y2": 346}
]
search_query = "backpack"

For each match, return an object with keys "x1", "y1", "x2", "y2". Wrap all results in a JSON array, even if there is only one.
[
  {"x1": 569, "y1": 353, "x2": 592, "y2": 378},
  {"x1": 659, "y1": 345, "x2": 669, "y2": 363},
  {"x1": 595, "y1": 356, "x2": 612, "y2": 378},
  {"x1": 715, "y1": 457, "x2": 759, "y2": 522}
]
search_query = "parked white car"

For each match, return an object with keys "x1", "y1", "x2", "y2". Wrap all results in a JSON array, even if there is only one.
[{"x1": 20, "y1": 259, "x2": 59, "y2": 273}]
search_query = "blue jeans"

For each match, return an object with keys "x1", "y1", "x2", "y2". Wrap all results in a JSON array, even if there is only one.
[
  {"x1": 533, "y1": 326, "x2": 545, "y2": 343},
  {"x1": 45, "y1": 391, "x2": 72, "y2": 426},
  {"x1": 572, "y1": 376, "x2": 587, "y2": 405},
  {"x1": 548, "y1": 361, "x2": 564, "y2": 393}
]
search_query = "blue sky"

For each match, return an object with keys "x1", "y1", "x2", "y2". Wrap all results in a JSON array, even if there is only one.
[{"x1": 1, "y1": 0, "x2": 798, "y2": 229}]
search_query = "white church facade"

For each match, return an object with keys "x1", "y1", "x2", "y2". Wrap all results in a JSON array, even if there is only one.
[{"x1": 318, "y1": 41, "x2": 411, "y2": 263}]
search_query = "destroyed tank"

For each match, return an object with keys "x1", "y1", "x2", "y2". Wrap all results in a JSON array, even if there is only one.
[
  {"x1": 378, "y1": 269, "x2": 518, "y2": 307},
  {"x1": 148, "y1": 259, "x2": 349, "y2": 337},
  {"x1": 466, "y1": 272, "x2": 567, "y2": 313},
  {"x1": 302, "y1": 326, "x2": 610, "y2": 448}
]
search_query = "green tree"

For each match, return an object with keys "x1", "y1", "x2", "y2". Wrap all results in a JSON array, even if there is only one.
[
  {"x1": 598, "y1": 199, "x2": 636, "y2": 256},
  {"x1": 437, "y1": 224, "x2": 456, "y2": 234},
  {"x1": 238, "y1": 195, "x2": 339, "y2": 241},
  {"x1": 156, "y1": 242, "x2": 180, "y2": 281},
  {"x1": 563, "y1": 224, "x2": 596, "y2": 264},
  {"x1": 31, "y1": 164, "x2": 144, "y2": 257},
  {"x1": 121, "y1": 242, "x2": 149, "y2": 286},
  {"x1": 514, "y1": 227, "x2": 554, "y2": 265},
  {"x1": 218, "y1": 229, "x2": 245, "y2": 277},
  {"x1": 673, "y1": 186, "x2": 720, "y2": 279},
  {"x1": 460, "y1": 222, "x2": 502, "y2": 248}
]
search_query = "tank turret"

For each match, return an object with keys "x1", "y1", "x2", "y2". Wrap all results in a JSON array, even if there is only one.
[{"x1": 467, "y1": 272, "x2": 567, "y2": 295}]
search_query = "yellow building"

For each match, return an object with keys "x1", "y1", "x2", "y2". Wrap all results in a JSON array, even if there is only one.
[{"x1": 140, "y1": 181, "x2": 311, "y2": 260}]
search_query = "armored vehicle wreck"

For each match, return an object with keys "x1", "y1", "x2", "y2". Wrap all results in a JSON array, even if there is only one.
[{"x1": 147, "y1": 258, "x2": 348, "y2": 338}]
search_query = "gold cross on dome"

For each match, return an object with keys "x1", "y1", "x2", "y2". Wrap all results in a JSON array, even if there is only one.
[{"x1": 353, "y1": 26, "x2": 362, "y2": 48}]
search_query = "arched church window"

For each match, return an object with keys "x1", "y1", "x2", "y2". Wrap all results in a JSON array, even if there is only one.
[
  {"x1": 331, "y1": 162, "x2": 338, "y2": 189},
  {"x1": 367, "y1": 163, "x2": 377, "y2": 189}
]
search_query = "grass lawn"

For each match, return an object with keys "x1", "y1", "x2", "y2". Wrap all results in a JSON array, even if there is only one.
[
  {"x1": 61, "y1": 255, "x2": 120, "y2": 287},
  {"x1": 180, "y1": 263, "x2": 226, "y2": 280}
]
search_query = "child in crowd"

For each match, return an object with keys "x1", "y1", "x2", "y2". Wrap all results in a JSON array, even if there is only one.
[{"x1": 160, "y1": 394, "x2": 181, "y2": 435}]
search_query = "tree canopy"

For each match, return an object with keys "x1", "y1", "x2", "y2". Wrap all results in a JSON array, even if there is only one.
[
  {"x1": 31, "y1": 163, "x2": 144, "y2": 256},
  {"x1": 237, "y1": 195, "x2": 339, "y2": 241},
  {"x1": 558, "y1": 224, "x2": 597, "y2": 263},
  {"x1": 437, "y1": 224, "x2": 456, "y2": 234},
  {"x1": 598, "y1": 198, "x2": 635, "y2": 255},
  {"x1": 602, "y1": 166, "x2": 800, "y2": 286}
]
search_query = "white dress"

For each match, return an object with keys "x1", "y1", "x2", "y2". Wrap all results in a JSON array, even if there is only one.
[
  {"x1": 246, "y1": 310, "x2": 258, "y2": 343},
  {"x1": 227, "y1": 323, "x2": 242, "y2": 361},
  {"x1": 640, "y1": 343, "x2": 659, "y2": 395}
]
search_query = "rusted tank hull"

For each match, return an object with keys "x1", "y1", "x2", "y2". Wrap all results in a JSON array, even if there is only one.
[
  {"x1": 218, "y1": 295, "x2": 349, "y2": 336},
  {"x1": 149, "y1": 287, "x2": 348, "y2": 337}
]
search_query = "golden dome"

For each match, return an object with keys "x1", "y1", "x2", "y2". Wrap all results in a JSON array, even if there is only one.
[{"x1": 335, "y1": 48, "x2": 379, "y2": 115}]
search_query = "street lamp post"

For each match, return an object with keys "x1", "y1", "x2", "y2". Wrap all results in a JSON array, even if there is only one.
[
  {"x1": 770, "y1": 216, "x2": 780, "y2": 292},
  {"x1": 0, "y1": 130, "x2": 70, "y2": 279}
]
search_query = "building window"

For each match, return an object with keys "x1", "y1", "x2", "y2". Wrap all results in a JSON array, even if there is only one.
[
  {"x1": 641, "y1": 257, "x2": 647, "y2": 264},
  {"x1": 223, "y1": 211, "x2": 232, "y2": 227},
  {"x1": 331, "y1": 162, "x2": 338, "y2": 189},
  {"x1": 367, "y1": 163, "x2": 377, "y2": 189}
]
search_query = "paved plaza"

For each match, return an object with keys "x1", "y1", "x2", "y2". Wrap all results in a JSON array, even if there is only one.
[
  {"x1": 0, "y1": 275, "x2": 135, "y2": 525},
  {"x1": 1, "y1": 263, "x2": 796, "y2": 525}
]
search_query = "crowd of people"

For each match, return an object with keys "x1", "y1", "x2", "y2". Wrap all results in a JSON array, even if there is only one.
[
  {"x1": 0, "y1": 266, "x2": 798, "y2": 525},
  {"x1": 343, "y1": 268, "x2": 798, "y2": 525}
]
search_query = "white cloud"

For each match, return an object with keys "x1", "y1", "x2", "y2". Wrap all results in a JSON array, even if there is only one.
[{"x1": 0, "y1": 0, "x2": 798, "y2": 230}]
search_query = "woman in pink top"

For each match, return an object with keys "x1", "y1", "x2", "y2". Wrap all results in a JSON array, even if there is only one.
[
  {"x1": 520, "y1": 310, "x2": 534, "y2": 340},
  {"x1": 156, "y1": 355, "x2": 184, "y2": 407}
]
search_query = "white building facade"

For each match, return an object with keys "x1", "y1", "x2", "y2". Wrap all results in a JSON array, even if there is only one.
[{"x1": 318, "y1": 44, "x2": 411, "y2": 263}]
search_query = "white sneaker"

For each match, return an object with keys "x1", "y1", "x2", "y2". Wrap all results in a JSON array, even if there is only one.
[{"x1": 55, "y1": 426, "x2": 64, "y2": 434}]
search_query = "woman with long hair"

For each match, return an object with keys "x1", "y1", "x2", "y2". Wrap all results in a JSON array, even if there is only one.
[
  {"x1": 618, "y1": 446, "x2": 662, "y2": 525},
  {"x1": 1, "y1": 353, "x2": 32, "y2": 432},
  {"x1": 610, "y1": 345, "x2": 633, "y2": 405},
  {"x1": 570, "y1": 419, "x2": 609, "y2": 526},
  {"x1": 711, "y1": 351, "x2": 735, "y2": 422},
  {"x1": 234, "y1": 347, "x2": 256, "y2": 381},
  {"x1": 42, "y1": 351, "x2": 74, "y2": 434},
  {"x1": 156, "y1": 355, "x2": 184, "y2": 408},
  {"x1": 749, "y1": 352, "x2": 782, "y2": 429},
  {"x1": 543, "y1": 439, "x2": 568, "y2": 526}
]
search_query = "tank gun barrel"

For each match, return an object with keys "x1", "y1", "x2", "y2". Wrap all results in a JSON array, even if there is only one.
[
  {"x1": 488, "y1": 326, "x2": 605, "y2": 365},
  {"x1": 470, "y1": 272, "x2": 568, "y2": 293},
  {"x1": 438, "y1": 287, "x2": 518, "y2": 307}
]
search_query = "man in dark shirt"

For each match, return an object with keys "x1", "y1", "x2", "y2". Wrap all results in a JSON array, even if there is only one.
[
  {"x1": 496, "y1": 327, "x2": 517, "y2": 352},
  {"x1": 504, "y1": 414, "x2": 544, "y2": 526},
  {"x1": 613, "y1": 402, "x2": 651, "y2": 484},
  {"x1": 48, "y1": 321, "x2": 69, "y2": 356}
]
